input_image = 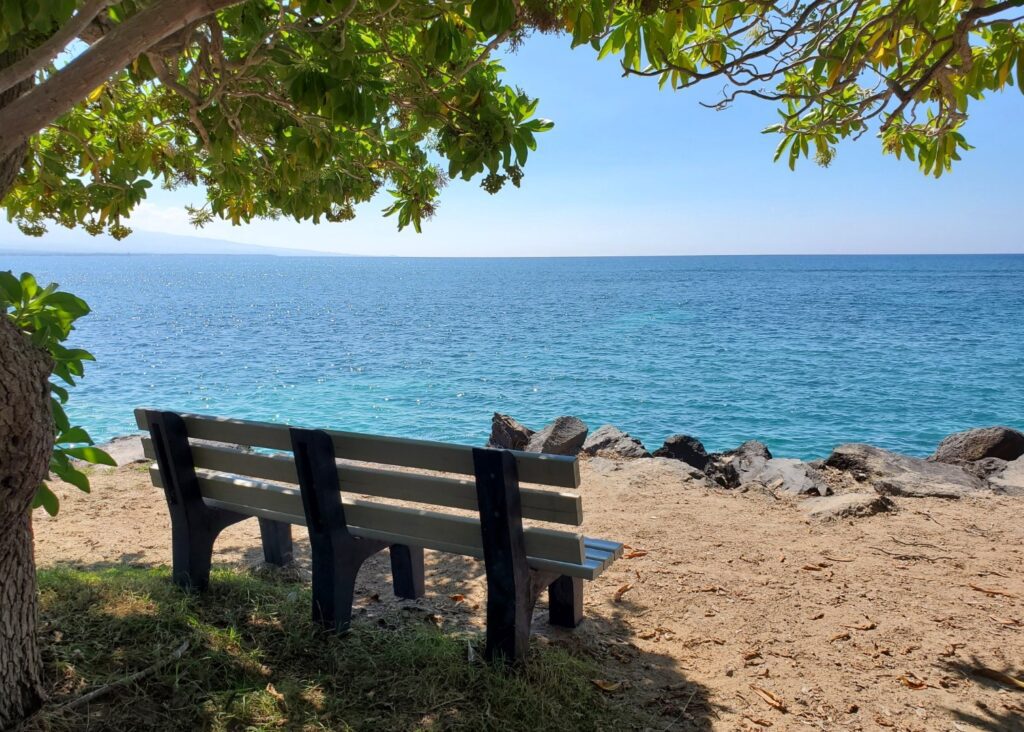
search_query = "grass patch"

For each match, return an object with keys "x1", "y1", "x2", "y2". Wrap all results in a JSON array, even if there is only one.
[{"x1": 31, "y1": 566, "x2": 643, "y2": 731}]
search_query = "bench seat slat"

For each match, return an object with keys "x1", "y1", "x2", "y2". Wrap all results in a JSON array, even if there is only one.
[
  {"x1": 135, "y1": 409, "x2": 579, "y2": 488},
  {"x1": 141, "y1": 437, "x2": 582, "y2": 526},
  {"x1": 149, "y1": 467, "x2": 585, "y2": 566}
]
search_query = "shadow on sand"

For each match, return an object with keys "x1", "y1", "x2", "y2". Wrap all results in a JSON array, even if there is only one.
[{"x1": 43, "y1": 522, "x2": 724, "y2": 730}]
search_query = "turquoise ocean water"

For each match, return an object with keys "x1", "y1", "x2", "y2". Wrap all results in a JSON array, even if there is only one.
[{"x1": 5, "y1": 254, "x2": 1023, "y2": 459}]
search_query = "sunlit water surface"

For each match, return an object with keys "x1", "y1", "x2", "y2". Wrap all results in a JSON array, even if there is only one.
[{"x1": 7, "y1": 254, "x2": 1023, "y2": 459}]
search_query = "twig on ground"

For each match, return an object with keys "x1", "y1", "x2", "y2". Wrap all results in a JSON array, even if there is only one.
[
  {"x1": 912, "y1": 510, "x2": 944, "y2": 526},
  {"x1": 52, "y1": 640, "x2": 191, "y2": 713},
  {"x1": 870, "y1": 546, "x2": 954, "y2": 562},
  {"x1": 888, "y1": 536, "x2": 946, "y2": 551}
]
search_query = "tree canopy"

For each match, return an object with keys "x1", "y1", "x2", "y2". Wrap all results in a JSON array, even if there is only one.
[{"x1": 1, "y1": 0, "x2": 1021, "y2": 242}]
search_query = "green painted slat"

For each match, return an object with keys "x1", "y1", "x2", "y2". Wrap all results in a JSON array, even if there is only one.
[
  {"x1": 140, "y1": 438, "x2": 582, "y2": 525},
  {"x1": 149, "y1": 467, "x2": 585, "y2": 565},
  {"x1": 136, "y1": 408, "x2": 579, "y2": 488}
]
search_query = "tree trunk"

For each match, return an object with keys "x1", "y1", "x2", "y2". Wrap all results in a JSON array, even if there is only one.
[
  {"x1": 0, "y1": 48, "x2": 31, "y2": 198},
  {"x1": 0, "y1": 316, "x2": 54, "y2": 729}
]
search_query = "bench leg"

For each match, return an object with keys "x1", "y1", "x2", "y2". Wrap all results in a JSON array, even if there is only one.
[
  {"x1": 258, "y1": 518, "x2": 293, "y2": 566},
  {"x1": 473, "y1": 448, "x2": 535, "y2": 665},
  {"x1": 147, "y1": 409, "x2": 249, "y2": 592},
  {"x1": 311, "y1": 537, "x2": 387, "y2": 633},
  {"x1": 389, "y1": 544, "x2": 425, "y2": 599},
  {"x1": 548, "y1": 575, "x2": 584, "y2": 628}
]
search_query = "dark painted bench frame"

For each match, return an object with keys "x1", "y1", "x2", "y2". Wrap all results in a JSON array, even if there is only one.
[{"x1": 145, "y1": 410, "x2": 592, "y2": 664}]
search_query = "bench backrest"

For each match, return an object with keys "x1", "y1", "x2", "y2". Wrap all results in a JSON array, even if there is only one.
[{"x1": 136, "y1": 409, "x2": 589, "y2": 572}]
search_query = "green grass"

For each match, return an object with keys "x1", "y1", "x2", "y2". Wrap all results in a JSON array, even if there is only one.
[{"x1": 31, "y1": 566, "x2": 647, "y2": 731}]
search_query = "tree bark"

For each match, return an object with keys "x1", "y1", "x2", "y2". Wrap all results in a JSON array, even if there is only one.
[
  {"x1": 0, "y1": 316, "x2": 54, "y2": 729},
  {"x1": 0, "y1": 48, "x2": 32, "y2": 200}
]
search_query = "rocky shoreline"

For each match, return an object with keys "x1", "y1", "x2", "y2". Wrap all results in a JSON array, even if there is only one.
[
  {"x1": 100, "y1": 414, "x2": 1024, "y2": 521},
  {"x1": 486, "y1": 413, "x2": 1024, "y2": 518}
]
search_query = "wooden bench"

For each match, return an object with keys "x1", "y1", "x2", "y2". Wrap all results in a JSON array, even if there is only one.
[{"x1": 135, "y1": 408, "x2": 622, "y2": 663}]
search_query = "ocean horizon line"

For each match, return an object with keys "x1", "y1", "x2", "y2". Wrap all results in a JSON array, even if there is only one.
[{"x1": 5, "y1": 250, "x2": 1024, "y2": 259}]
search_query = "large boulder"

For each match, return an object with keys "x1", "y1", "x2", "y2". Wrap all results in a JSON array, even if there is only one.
[
  {"x1": 525, "y1": 416, "x2": 589, "y2": 456},
  {"x1": 825, "y1": 443, "x2": 986, "y2": 498},
  {"x1": 990, "y1": 456, "x2": 1024, "y2": 496},
  {"x1": 582, "y1": 425, "x2": 650, "y2": 459},
  {"x1": 754, "y1": 458, "x2": 831, "y2": 496},
  {"x1": 652, "y1": 434, "x2": 710, "y2": 470},
  {"x1": 486, "y1": 413, "x2": 534, "y2": 450},
  {"x1": 706, "y1": 440, "x2": 773, "y2": 488},
  {"x1": 801, "y1": 493, "x2": 894, "y2": 522},
  {"x1": 929, "y1": 426, "x2": 1024, "y2": 464}
]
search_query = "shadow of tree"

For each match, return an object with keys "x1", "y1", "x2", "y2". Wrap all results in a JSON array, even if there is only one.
[
  {"x1": 28, "y1": 563, "x2": 718, "y2": 731},
  {"x1": 37, "y1": 511, "x2": 720, "y2": 728},
  {"x1": 938, "y1": 656, "x2": 1024, "y2": 732}
]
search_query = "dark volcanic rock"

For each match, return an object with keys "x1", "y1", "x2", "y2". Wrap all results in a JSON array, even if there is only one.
[
  {"x1": 826, "y1": 443, "x2": 986, "y2": 498},
  {"x1": 930, "y1": 426, "x2": 1024, "y2": 464},
  {"x1": 652, "y1": 434, "x2": 710, "y2": 470},
  {"x1": 486, "y1": 413, "x2": 534, "y2": 450},
  {"x1": 706, "y1": 440, "x2": 773, "y2": 488},
  {"x1": 582, "y1": 425, "x2": 650, "y2": 459},
  {"x1": 525, "y1": 416, "x2": 589, "y2": 455},
  {"x1": 962, "y1": 457, "x2": 1009, "y2": 481}
]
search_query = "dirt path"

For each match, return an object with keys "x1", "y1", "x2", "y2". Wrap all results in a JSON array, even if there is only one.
[{"x1": 35, "y1": 457, "x2": 1024, "y2": 731}]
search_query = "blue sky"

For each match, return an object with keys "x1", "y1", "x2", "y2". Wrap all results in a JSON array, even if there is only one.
[{"x1": 6, "y1": 31, "x2": 1024, "y2": 256}]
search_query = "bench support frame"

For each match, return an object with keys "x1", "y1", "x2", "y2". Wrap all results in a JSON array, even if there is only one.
[
  {"x1": 472, "y1": 448, "x2": 583, "y2": 665},
  {"x1": 145, "y1": 410, "x2": 294, "y2": 590},
  {"x1": 291, "y1": 428, "x2": 425, "y2": 632}
]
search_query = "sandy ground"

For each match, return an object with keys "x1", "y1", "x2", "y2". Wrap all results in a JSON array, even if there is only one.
[{"x1": 34, "y1": 454, "x2": 1024, "y2": 732}]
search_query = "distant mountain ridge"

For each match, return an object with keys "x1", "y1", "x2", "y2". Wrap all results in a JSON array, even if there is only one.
[{"x1": 0, "y1": 230, "x2": 345, "y2": 257}]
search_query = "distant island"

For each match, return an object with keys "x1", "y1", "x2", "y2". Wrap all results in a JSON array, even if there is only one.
[{"x1": 0, "y1": 229, "x2": 346, "y2": 257}]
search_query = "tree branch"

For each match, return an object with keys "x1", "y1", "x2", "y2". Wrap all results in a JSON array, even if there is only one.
[
  {"x1": 0, "y1": 0, "x2": 245, "y2": 160},
  {"x1": 0, "y1": 0, "x2": 115, "y2": 96}
]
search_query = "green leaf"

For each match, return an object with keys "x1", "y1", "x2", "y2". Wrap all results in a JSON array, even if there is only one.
[
  {"x1": 56, "y1": 426, "x2": 93, "y2": 444},
  {"x1": 62, "y1": 446, "x2": 116, "y2": 466},
  {"x1": 0, "y1": 270, "x2": 20, "y2": 304},
  {"x1": 32, "y1": 484, "x2": 60, "y2": 517},
  {"x1": 50, "y1": 459, "x2": 91, "y2": 492}
]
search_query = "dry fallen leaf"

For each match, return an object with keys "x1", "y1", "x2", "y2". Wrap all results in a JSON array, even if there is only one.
[
  {"x1": 969, "y1": 584, "x2": 1018, "y2": 599},
  {"x1": 743, "y1": 715, "x2": 773, "y2": 727},
  {"x1": 624, "y1": 549, "x2": 648, "y2": 559},
  {"x1": 614, "y1": 584, "x2": 633, "y2": 602},
  {"x1": 898, "y1": 674, "x2": 929, "y2": 690},
  {"x1": 938, "y1": 642, "x2": 965, "y2": 658},
  {"x1": 449, "y1": 594, "x2": 465, "y2": 603},
  {"x1": 591, "y1": 679, "x2": 623, "y2": 693},
  {"x1": 843, "y1": 621, "x2": 877, "y2": 631},
  {"x1": 801, "y1": 564, "x2": 823, "y2": 571},
  {"x1": 830, "y1": 631, "x2": 851, "y2": 642},
  {"x1": 266, "y1": 683, "x2": 285, "y2": 704},
  {"x1": 749, "y1": 685, "x2": 787, "y2": 712}
]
